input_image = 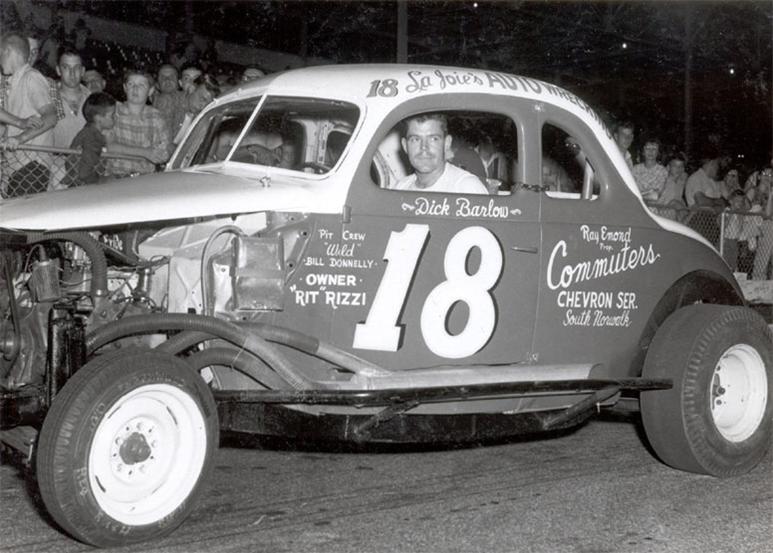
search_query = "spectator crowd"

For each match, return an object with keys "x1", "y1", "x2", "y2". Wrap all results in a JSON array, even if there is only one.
[
  {"x1": 614, "y1": 121, "x2": 773, "y2": 280},
  {"x1": 0, "y1": 21, "x2": 266, "y2": 194}
]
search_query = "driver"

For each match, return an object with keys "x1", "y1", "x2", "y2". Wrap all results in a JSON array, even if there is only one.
[{"x1": 394, "y1": 113, "x2": 487, "y2": 195}]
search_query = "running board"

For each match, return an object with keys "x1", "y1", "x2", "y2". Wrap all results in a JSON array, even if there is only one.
[
  {"x1": 213, "y1": 377, "x2": 672, "y2": 408},
  {"x1": 341, "y1": 363, "x2": 600, "y2": 390}
]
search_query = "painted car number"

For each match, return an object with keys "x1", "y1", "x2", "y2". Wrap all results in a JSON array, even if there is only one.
[{"x1": 353, "y1": 224, "x2": 503, "y2": 358}]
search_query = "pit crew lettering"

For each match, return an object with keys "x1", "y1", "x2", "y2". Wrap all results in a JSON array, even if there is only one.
[
  {"x1": 329, "y1": 258, "x2": 375, "y2": 269},
  {"x1": 325, "y1": 291, "x2": 367, "y2": 309},
  {"x1": 292, "y1": 287, "x2": 367, "y2": 309},
  {"x1": 342, "y1": 230, "x2": 366, "y2": 241},
  {"x1": 326, "y1": 243, "x2": 356, "y2": 257},
  {"x1": 305, "y1": 273, "x2": 358, "y2": 287},
  {"x1": 354, "y1": 224, "x2": 503, "y2": 358}
]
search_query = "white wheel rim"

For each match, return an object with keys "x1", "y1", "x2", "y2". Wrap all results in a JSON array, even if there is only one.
[
  {"x1": 88, "y1": 383, "x2": 208, "y2": 526},
  {"x1": 710, "y1": 344, "x2": 768, "y2": 442}
]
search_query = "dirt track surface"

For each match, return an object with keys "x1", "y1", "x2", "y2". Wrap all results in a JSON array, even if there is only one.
[{"x1": 2, "y1": 413, "x2": 771, "y2": 553}]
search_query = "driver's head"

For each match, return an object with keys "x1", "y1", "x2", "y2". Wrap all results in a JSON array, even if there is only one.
[{"x1": 401, "y1": 113, "x2": 451, "y2": 177}]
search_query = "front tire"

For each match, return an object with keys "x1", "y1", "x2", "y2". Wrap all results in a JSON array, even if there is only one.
[
  {"x1": 36, "y1": 349, "x2": 218, "y2": 547},
  {"x1": 640, "y1": 304, "x2": 772, "y2": 477}
]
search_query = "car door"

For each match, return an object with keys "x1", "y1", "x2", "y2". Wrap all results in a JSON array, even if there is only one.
[
  {"x1": 533, "y1": 103, "x2": 668, "y2": 375},
  {"x1": 333, "y1": 95, "x2": 542, "y2": 371}
]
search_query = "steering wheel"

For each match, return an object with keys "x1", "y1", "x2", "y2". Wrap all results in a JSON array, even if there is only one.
[
  {"x1": 298, "y1": 161, "x2": 332, "y2": 174},
  {"x1": 231, "y1": 144, "x2": 283, "y2": 166}
]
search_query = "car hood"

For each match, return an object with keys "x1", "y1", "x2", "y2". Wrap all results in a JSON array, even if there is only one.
[{"x1": 0, "y1": 167, "x2": 319, "y2": 231}]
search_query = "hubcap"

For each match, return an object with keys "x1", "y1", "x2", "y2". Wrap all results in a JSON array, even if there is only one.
[
  {"x1": 710, "y1": 344, "x2": 768, "y2": 442},
  {"x1": 88, "y1": 384, "x2": 208, "y2": 525}
]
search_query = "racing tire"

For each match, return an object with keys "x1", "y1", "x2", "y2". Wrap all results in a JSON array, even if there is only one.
[
  {"x1": 36, "y1": 349, "x2": 218, "y2": 547},
  {"x1": 640, "y1": 304, "x2": 772, "y2": 477}
]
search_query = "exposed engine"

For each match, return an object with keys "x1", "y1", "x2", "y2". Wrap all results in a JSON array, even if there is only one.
[
  {"x1": 0, "y1": 231, "x2": 160, "y2": 423},
  {"x1": 0, "y1": 213, "x2": 310, "y2": 424}
]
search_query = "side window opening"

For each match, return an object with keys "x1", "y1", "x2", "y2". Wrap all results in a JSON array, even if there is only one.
[
  {"x1": 372, "y1": 110, "x2": 519, "y2": 196},
  {"x1": 541, "y1": 122, "x2": 598, "y2": 200}
]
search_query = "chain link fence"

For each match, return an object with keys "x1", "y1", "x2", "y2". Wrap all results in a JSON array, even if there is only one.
[
  {"x1": 0, "y1": 144, "x2": 153, "y2": 198},
  {"x1": 645, "y1": 203, "x2": 773, "y2": 281}
]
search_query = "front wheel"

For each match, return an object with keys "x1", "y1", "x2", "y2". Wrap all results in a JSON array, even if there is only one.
[
  {"x1": 36, "y1": 349, "x2": 218, "y2": 547},
  {"x1": 640, "y1": 304, "x2": 772, "y2": 477}
]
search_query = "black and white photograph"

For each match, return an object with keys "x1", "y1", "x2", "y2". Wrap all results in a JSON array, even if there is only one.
[{"x1": 1, "y1": 1, "x2": 771, "y2": 552}]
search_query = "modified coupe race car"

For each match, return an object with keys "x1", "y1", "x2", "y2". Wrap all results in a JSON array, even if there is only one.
[{"x1": 1, "y1": 64, "x2": 771, "y2": 547}]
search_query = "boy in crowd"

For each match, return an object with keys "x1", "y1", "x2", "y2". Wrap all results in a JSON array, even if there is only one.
[
  {"x1": 66, "y1": 92, "x2": 116, "y2": 185},
  {"x1": 106, "y1": 67, "x2": 170, "y2": 177}
]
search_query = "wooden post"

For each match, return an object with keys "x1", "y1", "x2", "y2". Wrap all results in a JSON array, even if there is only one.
[
  {"x1": 684, "y1": 7, "x2": 694, "y2": 162},
  {"x1": 185, "y1": 0, "x2": 194, "y2": 35},
  {"x1": 397, "y1": 1, "x2": 407, "y2": 63}
]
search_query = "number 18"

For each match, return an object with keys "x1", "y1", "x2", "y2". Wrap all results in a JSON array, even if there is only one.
[{"x1": 353, "y1": 224, "x2": 503, "y2": 359}]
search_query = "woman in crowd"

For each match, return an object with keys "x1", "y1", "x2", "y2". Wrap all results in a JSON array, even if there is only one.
[{"x1": 632, "y1": 138, "x2": 668, "y2": 201}]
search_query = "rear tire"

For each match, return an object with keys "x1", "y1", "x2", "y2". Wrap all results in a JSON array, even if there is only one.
[
  {"x1": 36, "y1": 349, "x2": 218, "y2": 546},
  {"x1": 640, "y1": 304, "x2": 772, "y2": 477}
]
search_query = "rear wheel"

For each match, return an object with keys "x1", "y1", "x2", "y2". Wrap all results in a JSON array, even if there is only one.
[
  {"x1": 640, "y1": 304, "x2": 772, "y2": 477},
  {"x1": 36, "y1": 349, "x2": 218, "y2": 546}
]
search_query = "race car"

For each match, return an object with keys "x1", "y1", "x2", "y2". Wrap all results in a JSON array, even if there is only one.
[{"x1": 1, "y1": 64, "x2": 770, "y2": 547}]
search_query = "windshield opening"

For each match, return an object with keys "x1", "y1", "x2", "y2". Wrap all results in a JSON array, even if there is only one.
[{"x1": 174, "y1": 96, "x2": 360, "y2": 175}]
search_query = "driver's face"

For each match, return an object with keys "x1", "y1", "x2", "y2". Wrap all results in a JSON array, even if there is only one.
[{"x1": 402, "y1": 119, "x2": 449, "y2": 176}]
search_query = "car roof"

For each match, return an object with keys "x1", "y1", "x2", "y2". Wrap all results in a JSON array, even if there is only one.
[{"x1": 220, "y1": 63, "x2": 612, "y2": 135}]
